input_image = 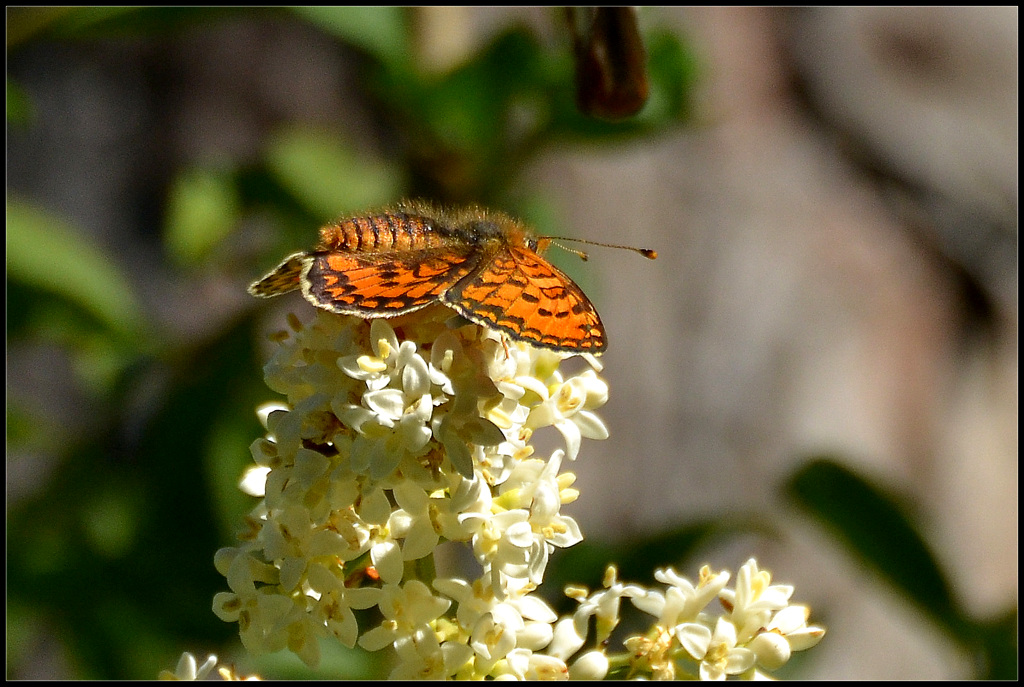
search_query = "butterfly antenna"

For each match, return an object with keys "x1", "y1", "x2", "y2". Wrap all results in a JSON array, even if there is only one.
[
  {"x1": 550, "y1": 241, "x2": 591, "y2": 261},
  {"x1": 547, "y1": 237, "x2": 658, "y2": 261}
]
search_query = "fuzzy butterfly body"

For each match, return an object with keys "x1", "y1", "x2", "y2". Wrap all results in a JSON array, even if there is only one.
[{"x1": 249, "y1": 201, "x2": 608, "y2": 354}]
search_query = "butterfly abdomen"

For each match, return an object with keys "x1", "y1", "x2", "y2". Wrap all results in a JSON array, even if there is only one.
[{"x1": 318, "y1": 212, "x2": 450, "y2": 254}]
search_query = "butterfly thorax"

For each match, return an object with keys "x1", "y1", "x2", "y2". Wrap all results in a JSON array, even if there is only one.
[{"x1": 455, "y1": 219, "x2": 539, "y2": 253}]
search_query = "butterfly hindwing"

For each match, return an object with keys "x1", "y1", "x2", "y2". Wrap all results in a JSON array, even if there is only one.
[{"x1": 248, "y1": 253, "x2": 308, "y2": 298}]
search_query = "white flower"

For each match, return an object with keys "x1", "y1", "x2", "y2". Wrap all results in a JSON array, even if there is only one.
[
  {"x1": 336, "y1": 318, "x2": 405, "y2": 390},
  {"x1": 358, "y1": 580, "x2": 453, "y2": 652},
  {"x1": 547, "y1": 617, "x2": 587, "y2": 661},
  {"x1": 434, "y1": 472, "x2": 492, "y2": 542},
  {"x1": 469, "y1": 602, "x2": 525, "y2": 671},
  {"x1": 159, "y1": 652, "x2": 218, "y2": 681},
  {"x1": 501, "y1": 649, "x2": 569, "y2": 680},
  {"x1": 459, "y1": 506, "x2": 535, "y2": 591},
  {"x1": 767, "y1": 604, "x2": 826, "y2": 651},
  {"x1": 632, "y1": 565, "x2": 731, "y2": 632},
  {"x1": 525, "y1": 370, "x2": 609, "y2": 460},
  {"x1": 389, "y1": 631, "x2": 474, "y2": 680},
  {"x1": 677, "y1": 616, "x2": 756, "y2": 681},
  {"x1": 432, "y1": 571, "x2": 560, "y2": 678},
  {"x1": 746, "y1": 604, "x2": 826, "y2": 670},
  {"x1": 568, "y1": 566, "x2": 645, "y2": 644},
  {"x1": 369, "y1": 537, "x2": 404, "y2": 585},
  {"x1": 482, "y1": 451, "x2": 584, "y2": 585},
  {"x1": 719, "y1": 558, "x2": 794, "y2": 643},
  {"x1": 569, "y1": 650, "x2": 610, "y2": 680},
  {"x1": 335, "y1": 342, "x2": 437, "y2": 478},
  {"x1": 433, "y1": 576, "x2": 495, "y2": 630},
  {"x1": 305, "y1": 563, "x2": 369, "y2": 648},
  {"x1": 239, "y1": 464, "x2": 271, "y2": 497},
  {"x1": 386, "y1": 480, "x2": 441, "y2": 561}
]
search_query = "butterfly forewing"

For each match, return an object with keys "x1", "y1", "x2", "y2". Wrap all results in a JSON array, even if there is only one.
[{"x1": 445, "y1": 246, "x2": 606, "y2": 353}]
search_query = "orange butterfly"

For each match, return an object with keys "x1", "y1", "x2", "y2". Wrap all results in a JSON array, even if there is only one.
[{"x1": 249, "y1": 201, "x2": 655, "y2": 355}]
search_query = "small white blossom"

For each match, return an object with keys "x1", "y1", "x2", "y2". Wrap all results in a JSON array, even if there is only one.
[
  {"x1": 569, "y1": 649, "x2": 610, "y2": 680},
  {"x1": 358, "y1": 580, "x2": 452, "y2": 652},
  {"x1": 459, "y1": 507, "x2": 536, "y2": 592},
  {"x1": 677, "y1": 616, "x2": 756, "y2": 681},
  {"x1": 387, "y1": 481, "x2": 441, "y2": 561},
  {"x1": 547, "y1": 617, "x2": 587, "y2": 661},
  {"x1": 159, "y1": 652, "x2": 218, "y2": 681},
  {"x1": 719, "y1": 558, "x2": 794, "y2": 643},
  {"x1": 525, "y1": 370, "x2": 609, "y2": 460},
  {"x1": 568, "y1": 566, "x2": 645, "y2": 644},
  {"x1": 469, "y1": 602, "x2": 525, "y2": 671},
  {"x1": 389, "y1": 631, "x2": 474, "y2": 680},
  {"x1": 747, "y1": 604, "x2": 826, "y2": 671},
  {"x1": 766, "y1": 604, "x2": 826, "y2": 651},
  {"x1": 238, "y1": 465, "x2": 271, "y2": 497},
  {"x1": 501, "y1": 649, "x2": 569, "y2": 680},
  {"x1": 632, "y1": 565, "x2": 731, "y2": 633}
]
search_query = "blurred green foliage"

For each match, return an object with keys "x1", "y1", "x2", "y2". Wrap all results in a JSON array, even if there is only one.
[{"x1": 6, "y1": 6, "x2": 1013, "y2": 681}]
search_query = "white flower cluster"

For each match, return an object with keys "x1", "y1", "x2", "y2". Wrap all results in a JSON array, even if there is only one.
[
  {"x1": 213, "y1": 310, "x2": 609, "y2": 678},
  {"x1": 617, "y1": 559, "x2": 826, "y2": 680},
  {"x1": 209, "y1": 309, "x2": 824, "y2": 680}
]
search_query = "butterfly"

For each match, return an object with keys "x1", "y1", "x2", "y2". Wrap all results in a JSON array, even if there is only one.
[{"x1": 248, "y1": 200, "x2": 655, "y2": 354}]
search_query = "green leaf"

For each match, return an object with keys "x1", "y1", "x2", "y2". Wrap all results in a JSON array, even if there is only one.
[
  {"x1": 6, "y1": 199, "x2": 148, "y2": 339},
  {"x1": 974, "y1": 607, "x2": 1018, "y2": 679},
  {"x1": 6, "y1": 6, "x2": 78, "y2": 47},
  {"x1": 8, "y1": 7, "x2": 249, "y2": 45},
  {"x1": 264, "y1": 126, "x2": 403, "y2": 220},
  {"x1": 786, "y1": 457, "x2": 967, "y2": 636},
  {"x1": 639, "y1": 29, "x2": 699, "y2": 122},
  {"x1": 421, "y1": 29, "x2": 544, "y2": 153},
  {"x1": 7, "y1": 78, "x2": 33, "y2": 125},
  {"x1": 164, "y1": 166, "x2": 240, "y2": 266}
]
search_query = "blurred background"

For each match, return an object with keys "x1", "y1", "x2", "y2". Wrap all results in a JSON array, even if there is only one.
[{"x1": 6, "y1": 7, "x2": 1016, "y2": 680}]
